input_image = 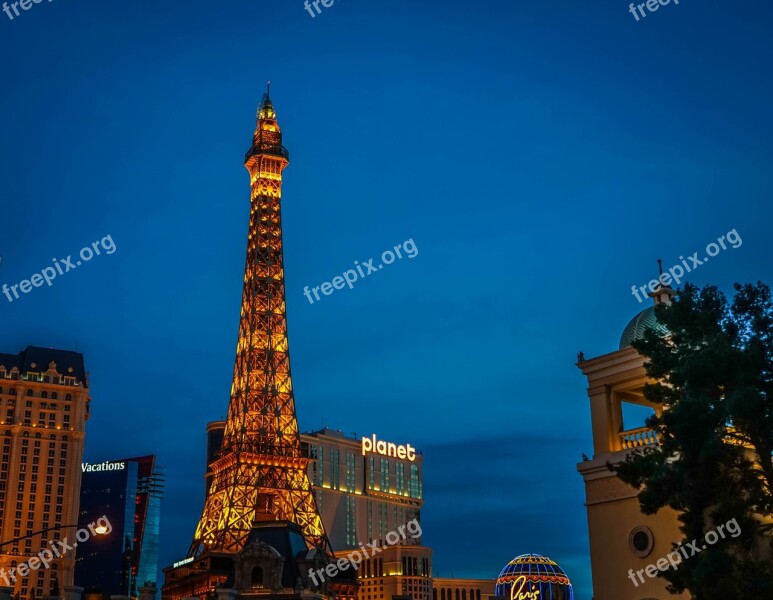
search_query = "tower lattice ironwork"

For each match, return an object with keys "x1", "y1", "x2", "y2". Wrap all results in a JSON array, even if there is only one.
[{"x1": 189, "y1": 89, "x2": 329, "y2": 557}]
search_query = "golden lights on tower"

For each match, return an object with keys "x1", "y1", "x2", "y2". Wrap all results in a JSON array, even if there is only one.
[{"x1": 189, "y1": 87, "x2": 329, "y2": 557}]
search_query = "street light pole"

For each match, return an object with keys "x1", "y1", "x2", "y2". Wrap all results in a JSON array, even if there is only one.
[
  {"x1": 0, "y1": 523, "x2": 109, "y2": 598},
  {"x1": 0, "y1": 525, "x2": 80, "y2": 551}
]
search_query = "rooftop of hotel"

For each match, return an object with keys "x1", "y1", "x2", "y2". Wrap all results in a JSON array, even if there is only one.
[{"x1": 0, "y1": 345, "x2": 87, "y2": 386}]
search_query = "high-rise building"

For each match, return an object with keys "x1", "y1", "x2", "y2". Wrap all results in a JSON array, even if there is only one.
[
  {"x1": 576, "y1": 283, "x2": 687, "y2": 600},
  {"x1": 0, "y1": 346, "x2": 91, "y2": 598},
  {"x1": 163, "y1": 90, "x2": 354, "y2": 600},
  {"x1": 301, "y1": 430, "x2": 495, "y2": 600},
  {"x1": 301, "y1": 429, "x2": 428, "y2": 600},
  {"x1": 299, "y1": 429, "x2": 423, "y2": 552},
  {"x1": 75, "y1": 455, "x2": 164, "y2": 597}
]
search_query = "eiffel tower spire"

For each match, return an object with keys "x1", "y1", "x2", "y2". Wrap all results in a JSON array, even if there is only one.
[{"x1": 189, "y1": 92, "x2": 329, "y2": 556}]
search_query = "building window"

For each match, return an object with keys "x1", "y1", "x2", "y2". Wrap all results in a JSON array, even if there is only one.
[
  {"x1": 330, "y1": 448, "x2": 340, "y2": 490},
  {"x1": 346, "y1": 451, "x2": 356, "y2": 493},
  {"x1": 396, "y1": 462, "x2": 405, "y2": 495},
  {"x1": 346, "y1": 496, "x2": 357, "y2": 546},
  {"x1": 380, "y1": 458, "x2": 389, "y2": 492},
  {"x1": 312, "y1": 445, "x2": 323, "y2": 485},
  {"x1": 369, "y1": 455, "x2": 375, "y2": 490},
  {"x1": 629, "y1": 526, "x2": 655, "y2": 558},
  {"x1": 410, "y1": 464, "x2": 421, "y2": 499},
  {"x1": 379, "y1": 502, "x2": 388, "y2": 540},
  {"x1": 367, "y1": 500, "x2": 373, "y2": 541}
]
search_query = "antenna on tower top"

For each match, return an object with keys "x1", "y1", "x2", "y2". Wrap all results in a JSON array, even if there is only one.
[
  {"x1": 658, "y1": 258, "x2": 663, "y2": 277},
  {"x1": 266, "y1": 80, "x2": 271, "y2": 98}
]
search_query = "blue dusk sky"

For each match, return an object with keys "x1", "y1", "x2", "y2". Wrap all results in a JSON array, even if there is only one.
[{"x1": 1, "y1": 1, "x2": 772, "y2": 598}]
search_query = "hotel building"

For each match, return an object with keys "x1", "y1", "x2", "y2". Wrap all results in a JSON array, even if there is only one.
[
  {"x1": 0, "y1": 346, "x2": 91, "y2": 598},
  {"x1": 75, "y1": 455, "x2": 165, "y2": 596},
  {"x1": 300, "y1": 428, "x2": 423, "y2": 551},
  {"x1": 302, "y1": 429, "x2": 429, "y2": 600}
]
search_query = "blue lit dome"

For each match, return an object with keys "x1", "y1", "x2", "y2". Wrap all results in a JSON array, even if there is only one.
[
  {"x1": 619, "y1": 305, "x2": 669, "y2": 350},
  {"x1": 495, "y1": 554, "x2": 574, "y2": 600}
]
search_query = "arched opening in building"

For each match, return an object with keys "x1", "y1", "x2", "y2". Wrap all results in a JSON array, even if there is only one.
[{"x1": 251, "y1": 566, "x2": 264, "y2": 588}]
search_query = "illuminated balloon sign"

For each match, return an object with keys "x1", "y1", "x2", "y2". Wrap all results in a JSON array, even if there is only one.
[{"x1": 495, "y1": 554, "x2": 574, "y2": 600}]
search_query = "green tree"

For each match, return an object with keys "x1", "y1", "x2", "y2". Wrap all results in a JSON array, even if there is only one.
[{"x1": 614, "y1": 282, "x2": 773, "y2": 598}]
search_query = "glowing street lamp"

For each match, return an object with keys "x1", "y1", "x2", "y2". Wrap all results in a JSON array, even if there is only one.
[{"x1": 0, "y1": 522, "x2": 110, "y2": 550}]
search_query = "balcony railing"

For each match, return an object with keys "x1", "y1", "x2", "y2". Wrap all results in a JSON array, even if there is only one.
[
  {"x1": 619, "y1": 426, "x2": 660, "y2": 449},
  {"x1": 617, "y1": 425, "x2": 756, "y2": 452},
  {"x1": 245, "y1": 144, "x2": 289, "y2": 163}
]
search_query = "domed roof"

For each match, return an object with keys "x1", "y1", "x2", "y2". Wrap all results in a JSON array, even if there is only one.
[
  {"x1": 619, "y1": 305, "x2": 669, "y2": 349},
  {"x1": 495, "y1": 554, "x2": 573, "y2": 600}
]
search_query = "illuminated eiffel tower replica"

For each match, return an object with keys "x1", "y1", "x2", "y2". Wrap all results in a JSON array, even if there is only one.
[
  {"x1": 189, "y1": 86, "x2": 328, "y2": 557},
  {"x1": 162, "y1": 88, "x2": 354, "y2": 600}
]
